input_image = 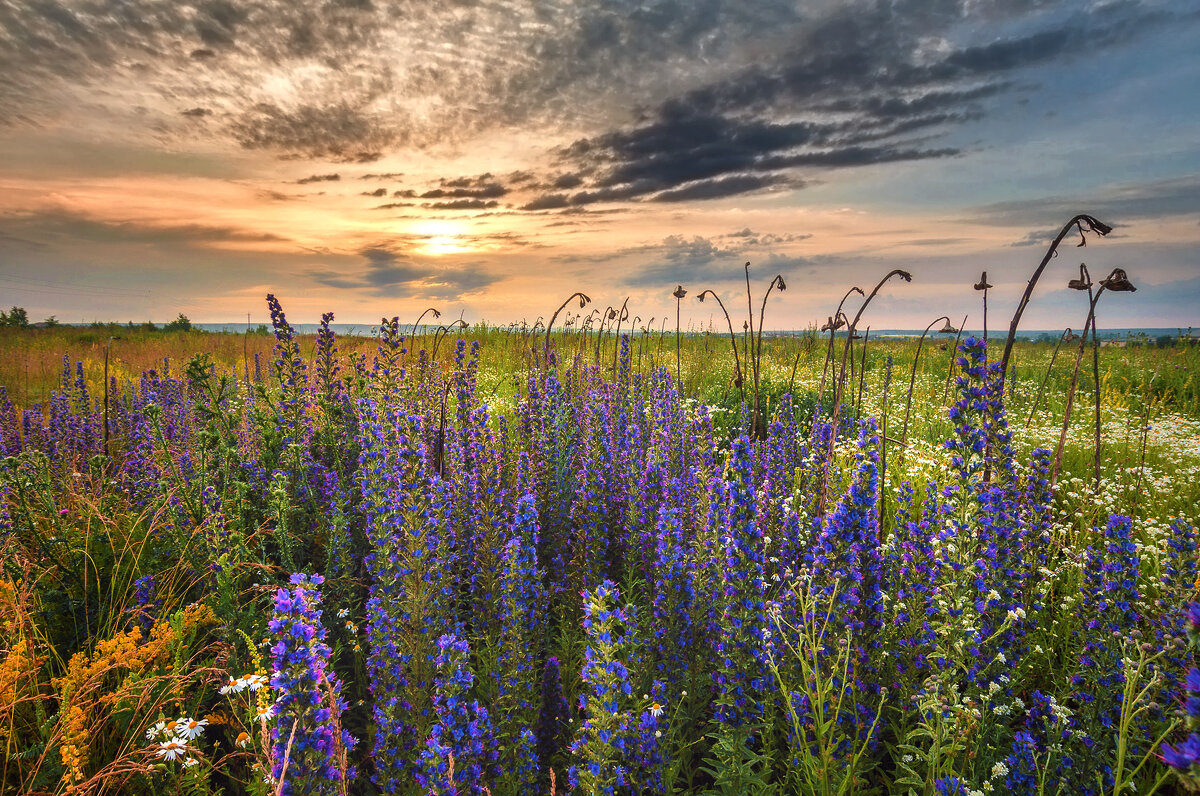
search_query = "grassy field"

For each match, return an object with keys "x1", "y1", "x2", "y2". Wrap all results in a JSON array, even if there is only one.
[{"x1": 2, "y1": 308, "x2": 1200, "y2": 795}]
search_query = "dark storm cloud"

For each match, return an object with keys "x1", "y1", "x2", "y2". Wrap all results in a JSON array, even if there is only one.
[
  {"x1": 517, "y1": 0, "x2": 1184, "y2": 207},
  {"x1": 2, "y1": 0, "x2": 1182, "y2": 167},
  {"x1": 424, "y1": 199, "x2": 499, "y2": 210},
  {"x1": 553, "y1": 173, "x2": 584, "y2": 190},
  {"x1": 420, "y1": 184, "x2": 507, "y2": 200},
  {"x1": 725, "y1": 229, "x2": 812, "y2": 246},
  {"x1": 297, "y1": 173, "x2": 340, "y2": 184},
  {"x1": 650, "y1": 174, "x2": 792, "y2": 203},
  {"x1": 521, "y1": 194, "x2": 570, "y2": 211},
  {"x1": 1010, "y1": 228, "x2": 1059, "y2": 247},
  {"x1": 232, "y1": 102, "x2": 393, "y2": 162},
  {"x1": 309, "y1": 246, "x2": 502, "y2": 299}
]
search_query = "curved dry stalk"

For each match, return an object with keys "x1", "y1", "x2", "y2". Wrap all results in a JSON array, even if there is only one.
[
  {"x1": 594, "y1": 306, "x2": 616, "y2": 364},
  {"x1": 940, "y1": 314, "x2": 969, "y2": 404},
  {"x1": 611, "y1": 297, "x2": 630, "y2": 374},
  {"x1": 751, "y1": 274, "x2": 786, "y2": 436},
  {"x1": 900, "y1": 316, "x2": 953, "y2": 446},
  {"x1": 788, "y1": 334, "x2": 816, "y2": 396},
  {"x1": 544, "y1": 292, "x2": 591, "y2": 368},
  {"x1": 431, "y1": 320, "x2": 468, "y2": 363},
  {"x1": 822, "y1": 269, "x2": 912, "y2": 510},
  {"x1": 1026, "y1": 327, "x2": 1074, "y2": 428},
  {"x1": 696, "y1": 289, "x2": 745, "y2": 400},
  {"x1": 410, "y1": 306, "x2": 442, "y2": 351},
  {"x1": 672, "y1": 286, "x2": 687, "y2": 385},
  {"x1": 817, "y1": 287, "x2": 863, "y2": 406},
  {"x1": 999, "y1": 214, "x2": 1113, "y2": 389},
  {"x1": 855, "y1": 327, "x2": 870, "y2": 419},
  {"x1": 1050, "y1": 266, "x2": 1136, "y2": 487},
  {"x1": 744, "y1": 262, "x2": 754, "y2": 374}
]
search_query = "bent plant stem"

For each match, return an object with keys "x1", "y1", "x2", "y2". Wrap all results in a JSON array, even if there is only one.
[
  {"x1": 594, "y1": 306, "x2": 615, "y2": 364},
  {"x1": 696, "y1": 289, "x2": 745, "y2": 403},
  {"x1": 410, "y1": 306, "x2": 441, "y2": 355},
  {"x1": 752, "y1": 274, "x2": 786, "y2": 436},
  {"x1": 818, "y1": 287, "x2": 864, "y2": 407},
  {"x1": 940, "y1": 314, "x2": 968, "y2": 405},
  {"x1": 855, "y1": 327, "x2": 869, "y2": 420},
  {"x1": 744, "y1": 262, "x2": 755, "y2": 382},
  {"x1": 999, "y1": 213, "x2": 1113, "y2": 389},
  {"x1": 879, "y1": 355, "x2": 893, "y2": 512},
  {"x1": 901, "y1": 316, "x2": 951, "y2": 448},
  {"x1": 788, "y1": 335, "x2": 815, "y2": 397},
  {"x1": 823, "y1": 270, "x2": 911, "y2": 509},
  {"x1": 1027, "y1": 327, "x2": 1073, "y2": 428},
  {"x1": 544, "y1": 292, "x2": 591, "y2": 369},
  {"x1": 612, "y1": 297, "x2": 629, "y2": 375},
  {"x1": 1052, "y1": 296, "x2": 1099, "y2": 487}
]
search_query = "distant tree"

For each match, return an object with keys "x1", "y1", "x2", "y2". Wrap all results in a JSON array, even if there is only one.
[
  {"x1": 164, "y1": 313, "x2": 193, "y2": 332},
  {"x1": 140, "y1": 320, "x2": 159, "y2": 332},
  {"x1": 42, "y1": 316, "x2": 60, "y2": 327},
  {"x1": 0, "y1": 306, "x2": 29, "y2": 327}
]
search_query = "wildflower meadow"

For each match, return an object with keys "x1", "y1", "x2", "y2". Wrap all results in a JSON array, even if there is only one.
[{"x1": 2, "y1": 280, "x2": 1199, "y2": 796}]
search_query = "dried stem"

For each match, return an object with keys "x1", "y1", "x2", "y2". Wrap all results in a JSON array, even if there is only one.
[
  {"x1": 999, "y1": 214, "x2": 1113, "y2": 389},
  {"x1": 1026, "y1": 327, "x2": 1074, "y2": 428},
  {"x1": 696, "y1": 289, "x2": 745, "y2": 402},
  {"x1": 751, "y1": 273, "x2": 786, "y2": 436},
  {"x1": 544, "y1": 292, "x2": 591, "y2": 368},
  {"x1": 941, "y1": 314, "x2": 968, "y2": 404},
  {"x1": 855, "y1": 327, "x2": 869, "y2": 419},
  {"x1": 901, "y1": 316, "x2": 952, "y2": 447},
  {"x1": 822, "y1": 270, "x2": 912, "y2": 510}
]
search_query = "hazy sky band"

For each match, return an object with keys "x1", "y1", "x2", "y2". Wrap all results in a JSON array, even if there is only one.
[{"x1": 0, "y1": 0, "x2": 1198, "y2": 328}]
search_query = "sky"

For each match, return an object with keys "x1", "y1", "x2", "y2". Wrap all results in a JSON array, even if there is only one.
[{"x1": 1, "y1": 0, "x2": 1199, "y2": 331}]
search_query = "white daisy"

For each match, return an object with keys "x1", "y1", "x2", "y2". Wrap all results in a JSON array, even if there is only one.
[
  {"x1": 145, "y1": 720, "x2": 167, "y2": 740},
  {"x1": 156, "y1": 740, "x2": 187, "y2": 761},
  {"x1": 176, "y1": 718, "x2": 208, "y2": 740}
]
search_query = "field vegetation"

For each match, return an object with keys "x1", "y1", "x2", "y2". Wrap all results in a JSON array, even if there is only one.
[{"x1": 1, "y1": 273, "x2": 1199, "y2": 795}]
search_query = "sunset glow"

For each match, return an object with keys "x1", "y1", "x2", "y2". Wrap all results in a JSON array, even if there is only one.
[{"x1": 0, "y1": 1, "x2": 1197, "y2": 328}]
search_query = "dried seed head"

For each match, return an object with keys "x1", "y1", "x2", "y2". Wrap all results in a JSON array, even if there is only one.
[
  {"x1": 1101, "y1": 268, "x2": 1136, "y2": 292},
  {"x1": 673, "y1": 285, "x2": 687, "y2": 299},
  {"x1": 973, "y1": 271, "x2": 992, "y2": 291},
  {"x1": 1068, "y1": 264, "x2": 1091, "y2": 291}
]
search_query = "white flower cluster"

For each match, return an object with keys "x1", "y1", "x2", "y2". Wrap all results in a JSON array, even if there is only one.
[
  {"x1": 219, "y1": 672, "x2": 268, "y2": 695},
  {"x1": 147, "y1": 716, "x2": 209, "y2": 766}
]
